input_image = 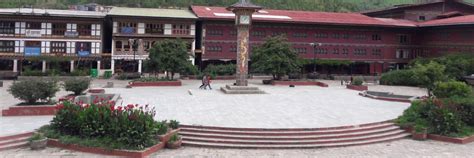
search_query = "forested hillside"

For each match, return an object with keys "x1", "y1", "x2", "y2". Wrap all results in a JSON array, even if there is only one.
[{"x1": 1, "y1": 0, "x2": 474, "y2": 12}]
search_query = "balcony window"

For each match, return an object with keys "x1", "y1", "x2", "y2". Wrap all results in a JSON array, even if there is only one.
[
  {"x1": 0, "y1": 22, "x2": 15, "y2": 34},
  {"x1": 0, "y1": 41, "x2": 14, "y2": 53},
  {"x1": 52, "y1": 23, "x2": 67, "y2": 36},
  {"x1": 76, "y1": 42, "x2": 91, "y2": 56},
  {"x1": 146, "y1": 23, "x2": 164, "y2": 34},
  {"x1": 115, "y1": 41, "x2": 122, "y2": 51},
  {"x1": 294, "y1": 47, "x2": 307, "y2": 54},
  {"x1": 293, "y1": 32, "x2": 307, "y2": 38},
  {"x1": 398, "y1": 35, "x2": 409, "y2": 44},
  {"x1": 172, "y1": 24, "x2": 190, "y2": 35},
  {"x1": 372, "y1": 34, "x2": 382, "y2": 41},
  {"x1": 51, "y1": 42, "x2": 66, "y2": 54},
  {"x1": 372, "y1": 49, "x2": 382, "y2": 56},
  {"x1": 315, "y1": 33, "x2": 328, "y2": 39},
  {"x1": 27, "y1": 22, "x2": 41, "y2": 29},
  {"x1": 209, "y1": 29, "x2": 224, "y2": 36},
  {"x1": 207, "y1": 46, "x2": 222, "y2": 52},
  {"x1": 78, "y1": 24, "x2": 91, "y2": 36},
  {"x1": 119, "y1": 22, "x2": 137, "y2": 34}
]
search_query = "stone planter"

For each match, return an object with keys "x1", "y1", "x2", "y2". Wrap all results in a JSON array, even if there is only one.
[
  {"x1": 156, "y1": 129, "x2": 180, "y2": 143},
  {"x1": 262, "y1": 80, "x2": 272, "y2": 85},
  {"x1": 166, "y1": 138, "x2": 182, "y2": 149},
  {"x1": 346, "y1": 85, "x2": 368, "y2": 91},
  {"x1": 129, "y1": 81, "x2": 182, "y2": 87},
  {"x1": 30, "y1": 138, "x2": 47, "y2": 150},
  {"x1": 412, "y1": 129, "x2": 428, "y2": 140}
]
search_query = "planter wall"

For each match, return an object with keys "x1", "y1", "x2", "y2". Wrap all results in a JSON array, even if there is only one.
[
  {"x1": 2, "y1": 105, "x2": 57, "y2": 116},
  {"x1": 271, "y1": 81, "x2": 328, "y2": 87},
  {"x1": 129, "y1": 81, "x2": 182, "y2": 87},
  {"x1": 187, "y1": 75, "x2": 236, "y2": 80},
  {"x1": 359, "y1": 93, "x2": 412, "y2": 103},
  {"x1": 427, "y1": 134, "x2": 474, "y2": 144},
  {"x1": 347, "y1": 85, "x2": 368, "y2": 91}
]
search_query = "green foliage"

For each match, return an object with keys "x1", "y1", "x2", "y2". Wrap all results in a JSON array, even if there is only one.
[
  {"x1": 8, "y1": 80, "x2": 59, "y2": 104},
  {"x1": 169, "y1": 120, "x2": 180, "y2": 129},
  {"x1": 251, "y1": 35, "x2": 302, "y2": 80},
  {"x1": 50, "y1": 101, "x2": 163, "y2": 150},
  {"x1": 412, "y1": 54, "x2": 474, "y2": 81},
  {"x1": 133, "y1": 77, "x2": 176, "y2": 82},
  {"x1": 116, "y1": 73, "x2": 141, "y2": 80},
  {"x1": 380, "y1": 69, "x2": 421, "y2": 86},
  {"x1": 156, "y1": 120, "x2": 169, "y2": 135},
  {"x1": 70, "y1": 69, "x2": 90, "y2": 76},
  {"x1": 64, "y1": 78, "x2": 90, "y2": 95},
  {"x1": 147, "y1": 39, "x2": 194, "y2": 80},
  {"x1": 443, "y1": 97, "x2": 474, "y2": 126},
  {"x1": 411, "y1": 61, "x2": 448, "y2": 96},
  {"x1": 168, "y1": 133, "x2": 181, "y2": 144},
  {"x1": 28, "y1": 133, "x2": 46, "y2": 142},
  {"x1": 428, "y1": 103, "x2": 464, "y2": 135},
  {"x1": 396, "y1": 100, "x2": 433, "y2": 128},
  {"x1": 352, "y1": 76, "x2": 363, "y2": 86},
  {"x1": 203, "y1": 64, "x2": 236, "y2": 76},
  {"x1": 433, "y1": 81, "x2": 473, "y2": 98}
]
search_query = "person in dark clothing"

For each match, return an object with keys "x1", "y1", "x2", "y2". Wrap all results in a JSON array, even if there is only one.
[
  {"x1": 205, "y1": 75, "x2": 212, "y2": 90},
  {"x1": 199, "y1": 74, "x2": 207, "y2": 89}
]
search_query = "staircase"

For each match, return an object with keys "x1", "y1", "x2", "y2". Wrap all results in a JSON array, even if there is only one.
[
  {"x1": 0, "y1": 132, "x2": 33, "y2": 151},
  {"x1": 179, "y1": 122, "x2": 410, "y2": 149}
]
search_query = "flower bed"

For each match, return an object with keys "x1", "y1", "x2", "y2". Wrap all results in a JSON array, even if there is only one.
[
  {"x1": 346, "y1": 85, "x2": 368, "y2": 91},
  {"x1": 271, "y1": 80, "x2": 328, "y2": 87},
  {"x1": 36, "y1": 100, "x2": 180, "y2": 156}
]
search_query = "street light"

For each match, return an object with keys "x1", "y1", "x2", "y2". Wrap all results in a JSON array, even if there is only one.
[
  {"x1": 129, "y1": 39, "x2": 139, "y2": 72},
  {"x1": 309, "y1": 42, "x2": 322, "y2": 74}
]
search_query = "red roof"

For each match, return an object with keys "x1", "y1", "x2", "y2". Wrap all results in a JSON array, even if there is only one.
[
  {"x1": 191, "y1": 6, "x2": 417, "y2": 28},
  {"x1": 420, "y1": 14, "x2": 474, "y2": 26}
]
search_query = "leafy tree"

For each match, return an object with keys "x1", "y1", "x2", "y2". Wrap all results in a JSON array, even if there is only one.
[
  {"x1": 411, "y1": 61, "x2": 448, "y2": 96},
  {"x1": 146, "y1": 39, "x2": 194, "y2": 80},
  {"x1": 251, "y1": 35, "x2": 302, "y2": 80}
]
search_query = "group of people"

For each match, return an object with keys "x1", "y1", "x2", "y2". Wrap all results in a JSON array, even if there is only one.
[{"x1": 199, "y1": 74, "x2": 212, "y2": 90}]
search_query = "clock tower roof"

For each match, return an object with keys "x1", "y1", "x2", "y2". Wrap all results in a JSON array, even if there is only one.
[{"x1": 227, "y1": 0, "x2": 262, "y2": 11}]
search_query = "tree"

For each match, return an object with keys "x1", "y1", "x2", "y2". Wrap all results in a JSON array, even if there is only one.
[
  {"x1": 146, "y1": 39, "x2": 194, "y2": 80},
  {"x1": 411, "y1": 61, "x2": 448, "y2": 96},
  {"x1": 251, "y1": 35, "x2": 302, "y2": 80}
]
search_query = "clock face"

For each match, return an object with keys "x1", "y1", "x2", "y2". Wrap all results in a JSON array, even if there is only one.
[{"x1": 239, "y1": 15, "x2": 250, "y2": 25}]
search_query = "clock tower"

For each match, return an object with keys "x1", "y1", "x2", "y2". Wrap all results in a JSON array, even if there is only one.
[{"x1": 227, "y1": 0, "x2": 262, "y2": 86}]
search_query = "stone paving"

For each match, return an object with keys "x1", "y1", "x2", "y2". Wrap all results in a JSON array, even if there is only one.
[
  {"x1": 1, "y1": 139, "x2": 473, "y2": 157},
  {"x1": 107, "y1": 79, "x2": 411, "y2": 128}
]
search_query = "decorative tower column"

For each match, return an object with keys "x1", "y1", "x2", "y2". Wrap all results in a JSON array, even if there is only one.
[{"x1": 227, "y1": 0, "x2": 262, "y2": 86}]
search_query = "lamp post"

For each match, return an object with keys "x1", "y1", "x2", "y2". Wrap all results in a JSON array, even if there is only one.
[
  {"x1": 129, "y1": 39, "x2": 139, "y2": 72},
  {"x1": 309, "y1": 42, "x2": 322, "y2": 74}
]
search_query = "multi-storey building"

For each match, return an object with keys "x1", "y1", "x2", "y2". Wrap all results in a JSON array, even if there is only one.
[
  {"x1": 107, "y1": 7, "x2": 197, "y2": 74},
  {"x1": 0, "y1": 8, "x2": 105, "y2": 75}
]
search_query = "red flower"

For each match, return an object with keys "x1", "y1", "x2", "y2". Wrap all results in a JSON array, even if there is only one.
[
  {"x1": 110, "y1": 105, "x2": 115, "y2": 111},
  {"x1": 56, "y1": 104, "x2": 64, "y2": 110},
  {"x1": 127, "y1": 104, "x2": 134, "y2": 109}
]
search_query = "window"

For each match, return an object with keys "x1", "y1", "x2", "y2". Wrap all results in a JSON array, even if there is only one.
[
  {"x1": 76, "y1": 42, "x2": 91, "y2": 53},
  {"x1": 332, "y1": 34, "x2": 340, "y2": 39},
  {"x1": 372, "y1": 34, "x2": 382, "y2": 41},
  {"x1": 52, "y1": 23, "x2": 67, "y2": 36},
  {"x1": 0, "y1": 22, "x2": 15, "y2": 34},
  {"x1": 252, "y1": 31, "x2": 266, "y2": 38},
  {"x1": 115, "y1": 41, "x2": 122, "y2": 51},
  {"x1": 372, "y1": 49, "x2": 382, "y2": 56},
  {"x1": 119, "y1": 22, "x2": 137, "y2": 34},
  {"x1": 0, "y1": 41, "x2": 14, "y2": 52},
  {"x1": 398, "y1": 35, "x2": 409, "y2": 44},
  {"x1": 207, "y1": 46, "x2": 222, "y2": 52},
  {"x1": 26, "y1": 22, "x2": 41, "y2": 29},
  {"x1": 272, "y1": 31, "x2": 286, "y2": 37},
  {"x1": 342, "y1": 48, "x2": 349, "y2": 56},
  {"x1": 315, "y1": 33, "x2": 328, "y2": 38},
  {"x1": 294, "y1": 47, "x2": 307, "y2": 54},
  {"x1": 172, "y1": 24, "x2": 190, "y2": 35},
  {"x1": 25, "y1": 41, "x2": 41, "y2": 47},
  {"x1": 230, "y1": 30, "x2": 237, "y2": 36},
  {"x1": 342, "y1": 34, "x2": 350, "y2": 39},
  {"x1": 396, "y1": 49, "x2": 409, "y2": 59},
  {"x1": 314, "y1": 48, "x2": 328, "y2": 54},
  {"x1": 419, "y1": 16, "x2": 426, "y2": 21},
  {"x1": 51, "y1": 42, "x2": 66, "y2": 54},
  {"x1": 333, "y1": 48, "x2": 339, "y2": 55},
  {"x1": 230, "y1": 46, "x2": 237, "y2": 53},
  {"x1": 146, "y1": 23, "x2": 164, "y2": 34},
  {"x1": 293, "y1": 32, "x2": 307, "y2": 38},
  {"x1": 354, "y1": 34, "x2": 368, "y2": 40},
  {"x1": 354, "y1": 49, "x2": 367, "y2": 56},
  {"x1": 208, "y1": 29, "x2": 224, "y2": 36},
  {"x1": 77, "y1": 24, "x2": 91, "y2": 36}
]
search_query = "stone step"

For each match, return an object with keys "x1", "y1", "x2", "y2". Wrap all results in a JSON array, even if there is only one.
[
  {"x1": 225, "y1": 85, "x2": 260, "y2": 90},
  {"x1": 0, "y1": 137, "x2": 29, "y2": 146},
  {"x1": 179, "y1": 126, "x2": 401, "y2": 140},
  {"x1": 180, "y1": 123, "x2": 396, "y2": 136},
  {"x1": 0, "y1": 141, "x2": 29, "y2": 151},
  {"x1": 182, "y1": 133, "x2": 410, "y2": 149},
  {"x1": 179, "y1": 121, "x2": 391, "y2": 131},
  {"x1": 220, "y1": 87, "x2": 265, "y2": 94},
  {"x1": 182, "y1": 130, "x2": 406, "y2": 145},
  {"x1": 0, "y1": 132, "x2": 33, "y2": 142}
]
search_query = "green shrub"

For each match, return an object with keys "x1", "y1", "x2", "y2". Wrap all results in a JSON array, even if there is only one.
[
  {"x1": 443, "y1": 97, "x2": 474, "y2": 126},
  {"x1": 396, "y1": 100, "x2": 434, "y2": 128},
  {"x1": 70, "y1": 69, "x2": 90, "y2": 76},
  {"x1": 116, "y1": 73, "x2": 141, "y2": 80},
  {"x1": 433, "y1": 81, "x2": 473, "y2": 98},
  {"x1": 23, "y1": 69, "x2": 46, "y2": 76},
  {"x1": 28, "y1": 133, "x2": 46, "y2": 142},
  {"x1": 157, "y1": 120, "x2": 169, "y2": 135},
  {"x1": 169, "y1": 120, "x2": 180, "y2": 129},
  {"x1": 380, "y1": 69, "x2": 421, "y2": 86},
  {"x1": 64, "y1": 78, "x2": 90, "y2": 95},
  {"x1": 8, "y1": 80, "x2": 59, "y2": 104},
  {"x1": 133, "y1": 77, "x2": 176, "y2": 82},
  {"x1": 168, "y1": 133, "x2": 181, "y2": 144},
  {"x1": 51, "y1": 101, "x2": 163, "y2": 150},
  {"x1": 203, "y1": 64, "x2": 236, "y2": 76},
  {"x1": 427, "y1": 105, "x2": 464, "y2": 135},
  {"x1": 352, "y1": 77, "x2": 363, "y2": 86}
]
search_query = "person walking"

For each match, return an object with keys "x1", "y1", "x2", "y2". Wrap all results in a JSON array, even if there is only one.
[
  {"x1": 205, "y1": 75, "x2": 212, "y2": 90},
  {"x1": 199, "y1": 74, "x2": 207, "y2": 89}
]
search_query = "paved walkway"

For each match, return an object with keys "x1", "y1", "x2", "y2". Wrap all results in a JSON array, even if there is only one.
[
  {"x1": 1, "y1": 139, "x2": 472, "y2": 157},
  {"x1": 107, "y1": 80, "x2": 410, "y2": 128}
]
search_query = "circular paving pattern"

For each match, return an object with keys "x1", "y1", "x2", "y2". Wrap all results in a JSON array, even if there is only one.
[{"x1": 107, "y1": 80, "x2": 410, "y2": 129}]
